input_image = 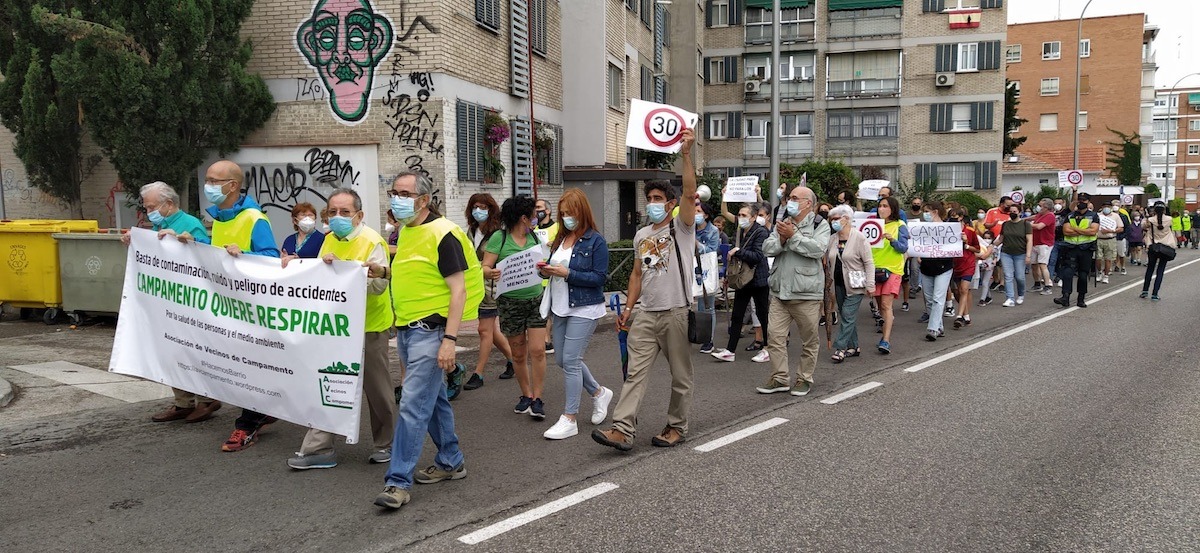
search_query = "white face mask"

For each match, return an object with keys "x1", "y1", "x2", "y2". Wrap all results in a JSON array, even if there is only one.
[
  {"x1": 297, "y1": 217, "x2": 316, "y2": 233},
  {"x1": 738, "y1": 217, "x2": 751, "y2": 229},
  {"x1": 384, "y1": 223, "x2": 395, "y2": 234},
  {"x1": 755, "y1": 216, "x2": 767, "y2": 227}
]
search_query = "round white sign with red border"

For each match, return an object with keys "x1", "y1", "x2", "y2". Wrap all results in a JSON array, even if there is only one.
[
  {"x1": 1067, "y1": 170, "x2": 1083, "y2": 186},
  {"x1": 1121, "y1": 194, "x2": 1134, "y2": 205},
  {"x1": 1010, "y1": 191, "x2": 1025, "y2": 204},
  {"x1": 643, "y1": 107, "x2": 688, "y2": 148},
  {"x1": 857, "y1": 218, "x2": 884, "y2": 248}
]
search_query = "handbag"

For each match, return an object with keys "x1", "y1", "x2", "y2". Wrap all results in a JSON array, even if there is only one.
[
  {"x1": 726, "y1": 226, "x2": 756, "y2": 290},
  {"x1": 874, "y1": 268, "x2": 892, "y2": 284},
  {"x1": 1148, "y1": 224, "x2": 1177, "y2": 261},
  {"x1": 671, "y1": 222, "x2": 713, "y2": 345}
]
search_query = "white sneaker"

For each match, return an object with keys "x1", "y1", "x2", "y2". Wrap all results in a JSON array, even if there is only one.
[
  {"x1": 752, "y1": 350, "x2": 771, "y2": 363},
  {"x1": 1002, "y1": 299, "x2": 1016, "y2": 307},
  {"x1": 543, "y1": 415, "x2": 578, "y2": 440},
  {"x1": 590, "y1": 386, "x2": 613, "y2": 425},
  {"x1": 1101, "y1": 274, "x2": 1109, "y2": 284},
  {"x1": 1016, "y1": 296, "x2": 1024, "y2": 305},
  {"x1": 711, "y1": 349, "x2": 735, "y2": 362}
]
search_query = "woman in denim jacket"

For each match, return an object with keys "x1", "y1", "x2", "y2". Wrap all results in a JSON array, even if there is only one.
[{"x1": 537, "y1": 189, "x2": 615, "y2": 440}]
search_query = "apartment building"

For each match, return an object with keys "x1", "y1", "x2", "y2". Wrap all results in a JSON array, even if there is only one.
[
  {"x1": 1151, "y1": 88, "x2": 1200, "y2": 208},
  {"x1": 1003, "y1": 14, "x2": 1158, "y2": 196},
  {"x1": 699, "y1": 0, "x2": 1006, "y2": 197}
]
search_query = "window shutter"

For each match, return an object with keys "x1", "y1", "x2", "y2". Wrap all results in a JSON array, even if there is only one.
[
  {"x1": 654, "y1": 5, "x2": 665, "y2": 69},
  {"x1": 929, "y1": 104, "x2": 951, "y2": 132},
  {"x1": 531, "y1": 0, "x2": 547, "y2": 54},
  {"x1": 704, "y1": 113, "x2": 713, "y2": 139},
  {"x1": 915, "y1": 163, "x2": 936, "y2": 185},
  {"x1": 705, "y1": 0, "x2": 714, "y2": 27},
  {"x1": 729, "y1": 112, "x2": 742, "y2": 139},
  {"x1": 923, "y1": 0, "x2": 945, "y2": 13},
  {"x1": 655, "y1": 76, "x2": 665, "y2": 103},
  {"x1": 935, "y1": 44, "x2": 956, "y2": 73},
  {"x1": 457, "y1": 101, "x2": 484, "y2": 182},
  {"x1": 979, "y1": 41, "x2": 1002, "y2": 71},
  {"x1": 971, "y1": 102, "x2": 994, "y2": 131},
  {"x1": 641, "y1": 66, "x2": 652, "y2": 99},
  {"x1": 974, "y1": 161, "x2": 998, "y2": 190},
  {"x1": 725, "y1": 56, "x2": 738, "y2": 84},
  {"x1": 511, "y1": 116, "x2": 534, "y2": 195},
  {"x1": 981, "y1": 0, "x2": 1002, "y2": 8},
  {"x1": 703, "y1": 57, "x2": 712, "y2": 84},
  {"x1": 510, "y1": 0, "x2": 531, "y2": 98},
  {"x1": 730, "y1": 0, "x2": 744, "y2": 26}
]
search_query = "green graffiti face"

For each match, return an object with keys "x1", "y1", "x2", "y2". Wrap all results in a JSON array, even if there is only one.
[{"x1": 297, "y1": 0, "x2": 394, "y2": 123}]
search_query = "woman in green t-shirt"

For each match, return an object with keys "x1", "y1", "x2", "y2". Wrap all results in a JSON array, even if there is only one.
[{"x1": 483, "y1": 196, "x2": 549, "y2": 420}]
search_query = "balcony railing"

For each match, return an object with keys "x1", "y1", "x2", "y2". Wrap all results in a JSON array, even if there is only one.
[
  {"x1": 826, "y1": 78, "x2": 900, "y2": 98},
  {"x1": 829, "y1": 14, "x2": 902, "y2": 39},
  {"x1": 745, "y1": 21, "x2": 816, "y2": 45},
  {"x1": 743, "y1": 136, "x2": 815, "y2": 158},
  {"x1": 745, "y1": 80, "x2": 815, "y2": 101}
]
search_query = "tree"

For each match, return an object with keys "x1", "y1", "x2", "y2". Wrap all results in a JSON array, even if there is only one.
[
  {"x1": 1105, "y1": 128, "x2": 1142, "y2": 186},
  {"x1": 1032, "y1": 184, "x2": 1070, "y2": 203},
  {"x1": 896, "y1": 178, "x2": 942, "y2": 204},
  {"x1": 31, "y1": 1, "x2": 275, "y2": 211},
  {"x1": 1004, "y1": 80, "x2": 1027, "y2": 157},
  {"x1": 780, "y1": 160, "x2": 856, "y2": 202},
  {"x1": 1144, "y1": 183, "x2": 1162, "y2": 200},
  {"x1": 943, "y1": 191, "x2": 991, "y2": 214},
  {"x1": 0, "y1": 1, "x2": 100, "y2": 216}
]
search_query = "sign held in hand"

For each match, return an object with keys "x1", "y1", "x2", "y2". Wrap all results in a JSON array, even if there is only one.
[
  {"x1": 723, "y1": 176, "x2": 760, "y2": 203},
  {"x1": 907, "y1": 222, "x2": 964, "y2": 258},
  {"x1": 857, "y1": 179, "x2": 889, "y2": 201},
  {"x1": 495, "y1": 247, "x2": 546, "y2": 296},
  {"x1": 625, "y1": 99, "x2": 699, "y2": 154}
]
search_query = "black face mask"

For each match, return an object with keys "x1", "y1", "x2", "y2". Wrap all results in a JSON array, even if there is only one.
[
  {"x1": 946, "y1": 217, "x2": 960, "y2": 223},
  {"x1": 911, "y1": 204, "x2": 921, "y2": 211},
  {"x1": 536, "y1": 210, "x2": 548, "y2": 222},
  {"x1": 1076, "y1": 204, "x2": 1088, "y2": 213},
  {"x1": 818, "y1": 210, "x2": 829, "y2": 219},
  {"x1": 1009, "y1": 212, "x2": 1019, "y2": 220}
]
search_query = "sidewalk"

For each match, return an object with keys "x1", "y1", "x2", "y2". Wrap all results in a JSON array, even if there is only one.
[{"x1": 0, "y1": 375, "x2": 12, "y2": 408}]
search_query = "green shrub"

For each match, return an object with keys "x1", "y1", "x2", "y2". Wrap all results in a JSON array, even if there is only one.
[
  {"x1": 606, "y1": 240, "x2": 635, "y2": 292},
  {"x1": 942, "y1": 191, "x2": 991, "y2": 215}
]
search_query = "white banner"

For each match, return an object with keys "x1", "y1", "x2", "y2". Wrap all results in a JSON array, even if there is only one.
[
  {"x1": 496, "y1": 247, "x2": 546, "y2": 296},
  {"x1": 907, "y1": 222, "x2": 965, "y2": 258},
  {"x1": 692, "y1": 251, "x2": 719, "y2": 297},
  {"x1": 624, "y1": 99, "x2": 699, "y2": 154},
  {"x1": 723, "y1": 176, "x2": 760, "y2": 203},
  {"x1": 110, "y1": 229, "x2": 368, "y2": 442},
  {"x1": 858, "y1": 179, "x2": 889, "y2": 201}
]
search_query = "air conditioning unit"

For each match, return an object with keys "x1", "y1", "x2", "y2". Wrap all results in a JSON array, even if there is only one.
[
  {"x1": 935, "y1": 72, "x2": 955, "y2": 87},
  {"x1": 744, "y1": 80, "x2": 761, "y2": 93}
]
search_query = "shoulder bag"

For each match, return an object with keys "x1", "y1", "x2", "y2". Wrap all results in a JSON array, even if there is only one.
[
  {"x1": 725, "y1": 226, "x2": 756, "y2": 290},
  {"x1": 670, "y1": 222, "x2": 712, "y2": 345},
  {"x1": 1148, "y1": 221, "x2": 1177, "y2": 261}
]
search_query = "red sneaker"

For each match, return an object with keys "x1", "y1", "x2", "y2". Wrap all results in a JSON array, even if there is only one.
[{"x1": 221, "y1": 429, "x2": 257, "y2": 452}]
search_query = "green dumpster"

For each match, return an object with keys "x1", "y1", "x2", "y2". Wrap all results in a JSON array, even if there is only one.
[{"x1": 53, "y1": 232, "x2": 128, "y2": 325}]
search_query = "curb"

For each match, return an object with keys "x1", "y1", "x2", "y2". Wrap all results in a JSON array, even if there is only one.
[{"x1": 0, "y1": 376, "x2": 12, "y2": 408}]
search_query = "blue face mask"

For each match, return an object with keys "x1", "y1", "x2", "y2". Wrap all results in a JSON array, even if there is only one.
[
  {"x1": 204, "y1": 184, "x2": 227, "y2": 205},
  {"x1": 647, "y1": 203, "x2": 667, "y2": 224},
  {"x1": 831, "y1": 220, "x2": 843, "y2": 233},
  {"x1": 471, "y1": 208, "x2": 489, "y2": 223},
  {"x1": 147, "y1": 209, "x2": 165, "y2": 226},
  {"x1": 786, "y1": 200, "x2": 801, "y2": 217},
  {"x1": 694, "y1": 213, "x2": 705, "y2": 226},
  {"x1": 563, "y1": 216, "x2": 578, "y2": 231},
  {"x1": 922, "y1": 212, "x2": 933, "y2": 222},
  {"x1": 391, "y1": 196, "x2": 416, "y2": 223},
  {"x1": 328, "y1": 216, "x2": 355, "y2": 238}
]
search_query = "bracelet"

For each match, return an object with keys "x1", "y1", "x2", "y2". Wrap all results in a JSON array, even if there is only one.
[{"x1": 442, "y1": 334, "x2": 458, "y2": 342}]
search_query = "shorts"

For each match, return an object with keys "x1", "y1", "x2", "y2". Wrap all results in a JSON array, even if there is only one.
[
  {"x1": 478, "y1": 308, "x2": 498, "y2": 320},
  {"x1": 1096, "y1": 238, "x2": 1118, "y2": 261},
  {"x1": 874, "y1": 273, "x2": 902, "y2": 298},
  {"x1": 498, "y1": 294, "x2": 547, "y2": 336},
  {"x1": 1032, "y1": 244, "x2": 1052, "y2": 265},
  {"x1": 952, "y1": 273, "x2": 974, "y2": 283},
  {"x1": 1128, "y1": 241, "x2": 1144, "y2": 249},
  {"x1": 1116, "y1": 239, "x2": 1128, "y2": 258}
]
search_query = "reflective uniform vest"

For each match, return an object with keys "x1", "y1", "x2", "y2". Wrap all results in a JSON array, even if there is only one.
[
  {"x1": 391, "y1": 217, "x2": 484, "y2": 327},
  {"x1": 212, "y1": 209, "x2": 267, "y2": 251},
  {"x1": 1065, "y1": 214, "x2": 1098, "y2": 245},
  {"x1": 319, "y1": 226, "x2": 394, "y2": 333},
  {"x1": 871, "y1": 219, "x2": 907, "y2": 274}
]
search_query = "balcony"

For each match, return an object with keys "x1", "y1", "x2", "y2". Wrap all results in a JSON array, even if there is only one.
[
  {"x1": 745, "y1": 20, "x2": 816, "y2": 45},
  {"x1": 743, "y1": 136, "x2": 815, "y2": 158},
  {"x1": 828, "y1": 8, "x2": 902, "y2": 40},
  {"x1": 744, "y1": 80, "x2": 815, "y2": 101},
  {"x1": 826, "y1": 78, "x2": 900, "y2": 99}
]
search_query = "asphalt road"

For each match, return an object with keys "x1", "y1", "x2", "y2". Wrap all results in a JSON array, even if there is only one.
[{"x1": 2, "y1": 252, "x2": 1198, "y2": 552}]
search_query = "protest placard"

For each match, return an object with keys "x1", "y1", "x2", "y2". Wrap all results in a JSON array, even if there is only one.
[
  {"x1": 625, "y1": 99, "x2": 700, "y2": 154},
  {"x1": 723, "y1": 176, "x2": 760, "y2": 203},
  {"x1": 858, "y1": 179, "x2": 888, "y2": 201},
  {"x1": 495, "y1": 247, "x2": 546, "y2": 296},
  {"x1": 907, "y1": 222, "x2": 964, "y2": 258},
  {"x1": 110, "y1": 229, "x2": 367, "y2": 442}
]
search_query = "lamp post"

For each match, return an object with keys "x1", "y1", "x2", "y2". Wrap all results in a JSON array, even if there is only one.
[
  {"x1": 769, "y1": 0, "x2": 781, "y2": 207},
  {"x1": 1161, "y1": 72, "x2": 1200, "y2": 206},
  {"x1": 1071, "y1": 0, "x2": 1094, "y2": 187}
]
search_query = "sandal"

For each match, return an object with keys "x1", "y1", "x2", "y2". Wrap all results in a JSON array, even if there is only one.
[
  {"x1": 744, "y1": 340, "x2": 765, "y2": 352},
  {"x1": 831, "y1": 350, "x2": 845, "y2": 363},
  {"x1": 845, "y1": 347, "x2": 860, "y2": 357}
]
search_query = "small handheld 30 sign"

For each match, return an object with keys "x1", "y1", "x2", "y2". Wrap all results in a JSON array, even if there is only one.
[{"x1": 625, "y1": 99, "x2": 700, "y2": 154}]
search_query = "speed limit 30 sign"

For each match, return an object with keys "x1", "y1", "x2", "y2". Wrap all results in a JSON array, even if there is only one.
[
  {"x1": 625, "y1": 99, "x2": 699, "y2": 154},
  {"x1": 857, "y1": 218, "x2": 885, "y2": 249}
]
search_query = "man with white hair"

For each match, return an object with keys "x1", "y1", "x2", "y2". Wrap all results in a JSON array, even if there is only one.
[{"x1": 121, "y1": 181, "x2": 221, "y2": 423}]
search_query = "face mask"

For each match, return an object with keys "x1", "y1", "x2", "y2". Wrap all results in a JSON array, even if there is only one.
[
  {"x1": 471, "y1": 208, "x2": 489, "y2": 223},
  {"x1": 298, "y1": 217, "x2": 316, "y2": 233},
  {"x1": 818, "y1": 210, "x2": 829, "y2": 219},
  {"x1": 563, "y1": 216, "x2": 579, "y2": 231},
  {"x1": 756, "y1": 216, "x2": 767, "y2": 227},
  {"x1": 786, "y1": 201, "x2": 801, "y2": 217},
  {"x1": 536, "y1": 210, "x2": 548, "y2": 221},
  {"x1": 1076, "y1": 204, "x2": 1088, "y2": 213},
  {"x1": 384, "y1": 223, "x2": 395, "y2": 234},
  {"x1": 1009, "y1": 213, "x2": 1019, "y2": 220},
  {"x1": 1022, "y1": 211, "x2": 1031, "y2": 218},
  {"x1": 204, "y1": 184, "x2": 227, "y2": 205},
  {"x1": 1054, "y1": 204, "x2": 1063, "y2": 212},
  {"x1": 738, "y1": 217, "x2": 751, "y2": 229},
  {"x1": 1102, "y1": 207, "x2": 1112, "y2": 215},
  {"x1": 694, "y1": 213, "x2": 705, "y2": 226},
  {"x1": 922, "y1": 212, "x2": 933, "y2": 222},
  {"x1": 911, "y1": 204, "x2": 921, "y2": 211},
  {"x1": 328, "y1": 216, "x2": 355, "y2": 238},
  {"x1": 391, "y1": 195, "x2": 417, "y2": 223},
  {"x1": 831, "y1": 220, "x2": 843, "y2": 233},
  {"x1": 646, "y1": 203, "x2": 668, "y2": 224},
  {"x1": 321, "y1": 223, "x2": 331, "y2": 233},
  {"x1": 977, "y1": 212, "x2": 986, "y2": 220},
  {"x1": 147, "y1": 209, "x2": 165, "y2": 225},
  {"x1": 1034, "y1": 206, "x2": 1042, "y2": 213}
]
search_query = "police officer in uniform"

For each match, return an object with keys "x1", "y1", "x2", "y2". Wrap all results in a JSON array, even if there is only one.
[{"x1": 1054, "y1": 198, "x2": 1099, "y2": 308}]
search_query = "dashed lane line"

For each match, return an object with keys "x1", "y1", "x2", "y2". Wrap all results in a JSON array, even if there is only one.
[
  {"x1": 820, "y1": 382, "x2": 884, "y2": 405},
  {"x1": 694, "y1": 417, "x2": 790, "y2": 452},
  {"x1": 457, "y1": 482, "x2": 620, "y2": 545}
]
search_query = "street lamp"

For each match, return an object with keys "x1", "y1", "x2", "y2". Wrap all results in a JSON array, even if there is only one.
[
  {"x1": 1161, "y1": 72, "x2": 1200, "y2": 206},
  {"x1": 1071, "y1": 0, "x2": 1094, "y2": 182}
]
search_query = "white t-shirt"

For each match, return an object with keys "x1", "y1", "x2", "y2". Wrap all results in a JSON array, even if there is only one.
[{"x1": 548, "y1": 245, "x2": 605, "y2": 320}]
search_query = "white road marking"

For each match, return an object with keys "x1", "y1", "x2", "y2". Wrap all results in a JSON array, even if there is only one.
[
  {"x1": 904, "y1": 256, "x2": 1200, "y2": 374},
  {"x1": 9, "y1": 361, "x2": 171, "y2": 403},
  {"x1": 693, "y1": 417, "x2": 789, "y2": 452},
  {"x1": 820, "y1": 382, "x2": 884, "y2": 405},
  {"x1": 458, "y1": 482, "x2": 619, "y2": 545}
]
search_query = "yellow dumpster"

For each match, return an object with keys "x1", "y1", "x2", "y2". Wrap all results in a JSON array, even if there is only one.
[{"x1": 0, "y1": 219, "x2": 99, "y2": 324}]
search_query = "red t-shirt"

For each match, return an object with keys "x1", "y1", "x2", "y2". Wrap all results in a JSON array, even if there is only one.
[
  {"x1": 984, "y1": 207, "x2": 1008, "y2": 229},
  {"x1": 954, "y1": 227, "x2": 980, "y2": 277},
  {"x1": 1033, "y1": 212, "x2": 1056, "y2": 246}
]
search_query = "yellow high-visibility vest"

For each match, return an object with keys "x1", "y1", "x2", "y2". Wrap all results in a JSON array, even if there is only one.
[{"x1": 319, "y1": 226, "x2": 394, "y2": 333}]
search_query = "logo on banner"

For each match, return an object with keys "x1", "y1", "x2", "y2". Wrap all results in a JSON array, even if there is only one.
[{"x1": 319, "y1": 361, "x2": 361, "y2": 409}]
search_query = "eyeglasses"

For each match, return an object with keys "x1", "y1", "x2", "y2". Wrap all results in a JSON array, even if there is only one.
[
  {"x1": 327, "y1": 208, "x2": 359, "y2": 217},
  {"x1": 204, "y1": 179, "x2": 234, "y2": 187},
  {"x1": 387, "y1": 190, "x2": 423, "y2": 199}
]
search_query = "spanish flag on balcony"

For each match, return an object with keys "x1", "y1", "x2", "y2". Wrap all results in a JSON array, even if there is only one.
[{"x1": 948, "y1": 8, "x2": 981, "y2": 29}]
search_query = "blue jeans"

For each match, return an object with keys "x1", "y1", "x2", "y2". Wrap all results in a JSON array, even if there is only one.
[
  {"x1": 1047, "y1": 244, "x2": 1061, "y2": 281},
  {"x1": 920, "y1": 270, "x2": 952, "y2": 333},
  {"x1": 1000, "y1": 252, "x2": 1027, "y2": 300},
  {"x1": 384, "y1": 326, "x2": 464, "y2": 490},
  {"x1": 833, "y1": 286, "x2": 864, "y2": 351},
  {"x1": 551, "y1": 314, "x2": 601, "y2": 415}
]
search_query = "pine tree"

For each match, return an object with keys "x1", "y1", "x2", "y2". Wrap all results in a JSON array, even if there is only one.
[{"x1": 1003, "y1": 80, "x2": 1027, "y2": 157}]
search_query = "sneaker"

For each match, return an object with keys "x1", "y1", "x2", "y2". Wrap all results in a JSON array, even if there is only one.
[
  {"x1": 699, "y1": 342, "x2": 714, "y2": 354},
  {"x1": 445, "y1": 363, "x2": 467, "y2": 401},
  {"x1": 711, "y1": 349, "x2": 736, "y2": 362},
  {"x1": 751, "y1": 350, "x2": 771, "y2": 363},
  {"x1": 953, "y1": 316, "x2": 966, "y2": 329},
  {"x1": 374, "y1": 486, "x2": 411, "y2": 509},
  {"x1": 529, "y1": 398, "x2": 546, "y2": 420},
  {"x1": 543, "y1": 415, "x2": 578, "y2": 440},
  {"x1": 944, "y1": 306, "x2": 956, "y2": 317},
  {"x1": 1016, "y1": 295, "x2": 1024, "y2": 305},
  {"x1": 544, "y1": 342, "x2": 555, "y2": 355},
  {"x1": 287, "y1": 451, "x2": 338, "y2": 470},
  {"x1": 651, "y1": 426, "x2": 686, "y2": 447},
  {"x1": 415, "y1": 463, "x2": 467, "y2": 484},
  {"x1": 756, "y1": 378, "x2": 790, "y2": 394},
  {"x1": 1120, "y1": 268, "x2": 1127, "y2": 275},
  {"x1": 498, "y1": 361, "x2": 515, "y2": 379},
  {"x1": 1039, "y1": 287, "x2": 1055, "y2": 295},
  {"x1": 1101, "y1": 274, "x2": 1109, "y2": 284},
  {"x1": 592, "y1": 428, "x2": 634, "y2": 451},
  {"x1": 901, "y1": 302, "x2": 910, "y2": 312},
  {"x1": 1151, "y1": 295, "x2": 1160, "y2": 302},
  {"x1": 925, "y1": 331, "x2": 937, "y2": 342},
  {"x1": 463, "y1": 373, "x2": 484, "y2": 391},
  {"x1": 744, "y1": 340, "x2": 764, "y2": 352},
  {"x1": 790, "y1": 381, "x2": 811, "y2": 396},
  {"x1": 591, "y1": 387, "x2": 613, "y2": 425},
  {"x1": 982, "y1": 296, "x2": 994, "y2": 306},
  {"x1": 514, "y1": 395, "x2": 533, "y2": 414},
  {"x1": 221, "y1": 428, "x2": 258, "y2": 452},
  {"x1": 938, "y1": 328, "x2": 945, "y2": 338},
  {"x1": 1030, "y1": 283, "x2": 1044, "y2": 292},
  {"x1": 1139, "y1": 291, "x2": 1149, "y2": 299},
  {"x1": 1002, "y1": 299, "x2": 1015, "y2": 307},
  {"x1": 917, "y1": 312, "x2": 929, "y2": 323},
  {"x1": 877, "y1": 340, "x2": 891, "y2": 354},
  {"x1": 368, "y1": 449, "x2": 391, "y2": 464}
]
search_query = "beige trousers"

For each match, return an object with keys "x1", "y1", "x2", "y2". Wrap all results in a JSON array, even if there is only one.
[
  {"x1": 300, "y1": 331, "x2": 397, "y2": 454},
  {"x1": 172, "y1": 388, "x2": 213, "y2": 408},
  {"x1": 611, "y1": 307, "x2": 694, "y2": 439},
  {"x1": 766, "y1": 296, "x2": 821, "y2": 385}
]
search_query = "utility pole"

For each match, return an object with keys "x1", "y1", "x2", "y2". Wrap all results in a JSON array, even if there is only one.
[{"x1": 768, "y1": 0, "x2": 781, "y2": 207}]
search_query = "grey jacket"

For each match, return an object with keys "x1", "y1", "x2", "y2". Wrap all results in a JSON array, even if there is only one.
[{"x1": 763, "y1": 213, "x2": 831, "y2": 301}]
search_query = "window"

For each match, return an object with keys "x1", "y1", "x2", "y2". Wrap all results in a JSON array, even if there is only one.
[
  {"x1": 1079, "y1": 39, "x2": 1090, "y2": 58},
  {"x1": 698, "y1": 49, "x2": 703, "y2": 76},
  {"x1": 1009, "y1": 80, "x2": 1021, "y2": 98},
  {"x1": 1040, "y1": 77, "x2": 1060, "y2": 96},
  {"x1": 1006, "y1": 44, "x2": 1022, "y2": 63},
  {"x1": 641, "y1": 0, "x2": 653, "y2": 27},
  {"x1": 1190, "y1": 145, "x2": 1200, "y2": 155},
  {"x1": 745, "y1": 55, "x2": 769, "y2": 79},
  {"x1": 626, "y1": 0, "x2": 637, "y2": 12},
  {"x1": 708, "y1": 57, "x2": 726, "y2": 83},
  {"x1": 1040, "y1": 113, "x2": 1058, "y2": 132},
  {"x1": 531, "y1": 0, "x2": 547, "y2": 55},
  {"x1": 946, "y1": 0, "x2": 981, "y2": 8},
  {"x1": 958, "y1": 42, "x2": 979, "y2": 72},
  {"x1": 475, "y1": 0, "x2": 500, "y2": 31},
  {"x1": 861, "y1": 111, "x2": 897, "y2": 137},
  {"x1": 709, "y1": 117, "x2": 728, "y2": 139},
  {"x1": 827, "y1": 109, "x2": 899, "y2": 139},
  {"x1": 1155, "y1": 119, "x2": 1179, "y2": 141},
  {"x1": 1190, "y1": 120, "x2": 1200, "y2": 131},
  {"x1": 711, "y1": 0, "x2": 729, "y2": 27},
  {"x1": 456, "y1": 101, "x2": 487, "y2": 182},
  {"x1": 745, "y1": 116, "x2": 768, "y2": 138},
  {"x1": 827, "y1": 51, "x2": 902, "y2": 97},
  {"x1": 1042, "y1": 41, "x2": 1061, "y2": 60},
  {"x1": 828, "y1": 113, "x2": 854, "y2": 139},
  {"x1": 744, "y1": 53, "x2": 814, "y2": 82},
  {"x1": 952, "y1": 104, "x2": 972, "y2": 131},
  {"x1": 780, "y1": 113, "x2": 813, "y2": 136},
  {"x1": 1077, "y1": 111, "x2": 1088, "y2": 130},
  {"x1": 1189, "y1": 169, "x2": 1200, "y2": 180},
  {"x1": 640, "y1": 66, "x2": 653, "y2": 100},
  {"x1": 936, "y1": 163, "x2": 976, "y2": 190},
  {"x1": 607, "y1": 63, "x2": 623, "y2": 109}
]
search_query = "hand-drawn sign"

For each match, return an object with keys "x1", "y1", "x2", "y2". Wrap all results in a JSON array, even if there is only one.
[
  {"x1": 625, "y1": 99, "x2": 699, "y2": 154},
  {"x1": 857, "y1": 218, "x2": 884, "y2": 249},
  {"x1": 1010, "y1": 191, "x2": 1025, "y2": 204}
]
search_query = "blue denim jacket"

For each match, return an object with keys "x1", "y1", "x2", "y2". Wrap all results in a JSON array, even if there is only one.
[{"x1": 551, "y1": 229, "x2": 609, "y2": 308}]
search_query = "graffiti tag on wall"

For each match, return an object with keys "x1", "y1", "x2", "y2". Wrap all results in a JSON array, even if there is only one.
[
  {"x1": 296, "y1": 0, "x2": 394, "y2": 125},
  {"x1": 381, "y1": 2, "x2": 441, "y2": 184}
]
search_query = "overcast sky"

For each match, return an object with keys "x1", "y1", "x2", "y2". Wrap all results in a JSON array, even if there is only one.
[{"x1": 1009, "y1": 0, "x2": 1199, "y2": 89}]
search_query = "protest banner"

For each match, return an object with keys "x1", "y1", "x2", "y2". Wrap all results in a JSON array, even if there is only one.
[
  {"x1": 496, "y1": 246, "x2": 546, "y2": 296},
  {"x1": 907, "y1": 222, "x2": 964, "y2": 258},
  {"x1": 110, "y1": 229, "x2": 368, "y2": 442},
  {"x1": 723, "y1": 176, "x2": 760, "y2": 203},
  {"x1": 624, "y1": 99, "x2": 700, "y2": 154}
]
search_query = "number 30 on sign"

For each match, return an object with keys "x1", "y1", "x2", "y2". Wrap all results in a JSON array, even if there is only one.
[{"x1": 625, "y1": 99, "x2": 699, "y2": 154}]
